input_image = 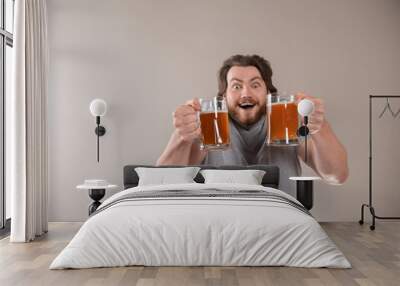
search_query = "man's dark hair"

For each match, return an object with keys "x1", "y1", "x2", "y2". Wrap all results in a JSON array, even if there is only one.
[{"x1": 217, "y1": 54, "x2": 277, "y2": 97}]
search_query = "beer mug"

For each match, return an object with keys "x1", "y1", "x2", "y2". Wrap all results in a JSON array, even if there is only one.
[
  {"x1": 266, "y1": 93, "x2": 300, "y2": 146},
  {"x1": 198, "y1": 97, "x2": 230, "y2": 150}
]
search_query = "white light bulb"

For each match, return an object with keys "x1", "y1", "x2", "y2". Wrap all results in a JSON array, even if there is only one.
[
  {"x1": 297, "y1": 99, "x2": 315, "y2": 116},
  {"x1": 90, "y1": 99, "x2": 107, "y2": 117}
]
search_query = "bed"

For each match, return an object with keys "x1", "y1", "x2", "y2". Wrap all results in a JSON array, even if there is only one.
[{"x1": 50, "y1": 165, "x2": 350, "y2": 269}]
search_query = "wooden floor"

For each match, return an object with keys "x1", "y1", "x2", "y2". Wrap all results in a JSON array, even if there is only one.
[{"x1": 0, "y1": 222, "x2": 399, "y2": 286}]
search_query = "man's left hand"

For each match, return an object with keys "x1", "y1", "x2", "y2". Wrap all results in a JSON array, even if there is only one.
[{"x1": 295, "y1": 93, "x2": 326, "y2": 135}]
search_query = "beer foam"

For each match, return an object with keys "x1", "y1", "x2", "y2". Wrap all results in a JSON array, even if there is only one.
[
  {"x1": 270, "y1": 101, "x2": 296, "y2": 105},
  {"x1": 200, "y1": 111, "x2": 228, "y2": 114}
]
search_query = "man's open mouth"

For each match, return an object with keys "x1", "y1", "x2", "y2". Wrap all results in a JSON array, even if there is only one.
[{"x1": 239, "y1": 102, "x2": 256, "y2": 109}]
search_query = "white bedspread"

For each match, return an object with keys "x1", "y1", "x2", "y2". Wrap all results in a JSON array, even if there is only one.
[{"x1": 50, "y1": 183, "x2": 351, "y2": 269}]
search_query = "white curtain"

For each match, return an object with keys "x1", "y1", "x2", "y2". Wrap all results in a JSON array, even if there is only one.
[{"x1": 9, "y1": 0, "x2": 48, "y2": 242}]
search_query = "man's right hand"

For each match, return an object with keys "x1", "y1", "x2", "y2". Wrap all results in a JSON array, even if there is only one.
[{"x1": 173, "y1": 98, "x2": 202, "y2": 143}]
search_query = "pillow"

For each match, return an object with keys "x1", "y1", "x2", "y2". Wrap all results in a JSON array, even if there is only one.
[
  {"x1": 135, "y1": 167, "x2": 201, "y2": 186},
  {"x1": 200, "y1": 169, "x2": 266, "y2": 185}
]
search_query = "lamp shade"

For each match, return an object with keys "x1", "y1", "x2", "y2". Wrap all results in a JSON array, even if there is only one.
[
  {"x1": 90, "y1": 99, "x2": 107, "y2": 117},
  {"x1": 297, "y1": 99, "x2": 315, "y2": 117}
]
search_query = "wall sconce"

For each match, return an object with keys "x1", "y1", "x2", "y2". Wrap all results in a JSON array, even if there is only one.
[
  {"x1": 297, "y1": 99, "x2": 315, "y2": 163},
  {"x1": 89, "y1": 99, "x2": 107, "y2": 162}
]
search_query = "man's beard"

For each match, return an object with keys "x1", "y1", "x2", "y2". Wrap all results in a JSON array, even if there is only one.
[{"x1": 229, "y1": 107, "x2": 266, "y2": 129}]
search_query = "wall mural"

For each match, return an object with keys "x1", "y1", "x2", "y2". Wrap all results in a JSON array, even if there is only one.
[{"x1": 156, "y1": 54, "x2": 349, "y2": 197}]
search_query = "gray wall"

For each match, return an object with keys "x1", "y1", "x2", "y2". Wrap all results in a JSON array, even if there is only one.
[{"x1": 47, "y1": 0, "x2": 400, "y2": 222}]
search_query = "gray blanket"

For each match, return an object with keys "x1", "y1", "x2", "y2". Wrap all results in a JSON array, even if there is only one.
[{"x1": 92, "y1": 189, "x2": 311, "y2": 217}]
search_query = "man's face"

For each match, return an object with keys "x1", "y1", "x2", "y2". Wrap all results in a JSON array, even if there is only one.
[{"x1": 225, "y1": 66, "x2": 268, "y2": 126}]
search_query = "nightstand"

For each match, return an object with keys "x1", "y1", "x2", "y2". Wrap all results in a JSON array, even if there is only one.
[
  {"x1": 76, "y1": 181, "x2": 118, "y2": 215},
  {"x1": 289, "y1": 177, "x2": 320, "y2": 210}
]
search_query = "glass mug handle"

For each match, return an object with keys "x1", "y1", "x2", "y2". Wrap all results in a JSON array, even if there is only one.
[{"x1": 196, "y1": 109, "x2": 205, "y2": 150}]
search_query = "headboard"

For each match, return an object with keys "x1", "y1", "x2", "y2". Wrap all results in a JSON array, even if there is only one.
[{"x1": 123, "y1": 165, "x2": 279, "y2": 189}]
